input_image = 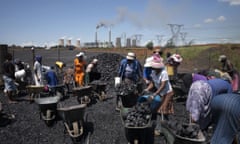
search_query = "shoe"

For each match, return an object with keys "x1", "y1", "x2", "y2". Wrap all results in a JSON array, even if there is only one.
[{"x1": 154, "y1": 130, "x2": 161, "y2": 136}]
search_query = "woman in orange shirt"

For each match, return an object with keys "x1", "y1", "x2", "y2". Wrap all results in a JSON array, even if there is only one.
[{"x1": 74, "y1": 52, "x2": 86, "y2": 87}]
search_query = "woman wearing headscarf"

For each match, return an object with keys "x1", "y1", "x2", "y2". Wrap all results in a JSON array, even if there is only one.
[
  {"x1": 186, "y1": 78, "x2": 234, "y2": 143},
  {"x1": 33, "y1": 55, "x2": 43, "y2": 86}
]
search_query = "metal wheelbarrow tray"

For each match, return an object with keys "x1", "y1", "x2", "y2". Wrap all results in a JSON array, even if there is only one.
[
  {"x1": 26, "y1": 85, "x2": 45, "y2": 100},
  {"x1": 120, "y1": 107, "x2": 153, "y2": 144},
  {"x1": 89, "y1": 81, "x2": 107, "y2": 101},
  {"x1": 72, "y1": 86, "x2": 93, "y2": 104},
  {"x1": 57, "y1": 104, "x2": 87, "y2": 138},
  {"x1": 161, "y1": 122, "x2": 206, "y2": 144},
  {"x1": 34, "y1": 96, "x2": 61, "y2": 126}
]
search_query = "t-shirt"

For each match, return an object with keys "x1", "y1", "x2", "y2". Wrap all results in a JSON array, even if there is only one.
[{"x1": 151, "y1": 69, "x2": 173, "y2": 96}]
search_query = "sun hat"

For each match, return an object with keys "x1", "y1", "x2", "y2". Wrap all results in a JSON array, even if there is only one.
[
  {"x1": 126, "y1": 52, "x2": 136, "y2": 60},
  {"x1": 218, "y1": 55, "x2": 227, "y2": 62},
  {"x1": 144, "y1": 57, "x2": 153, "y2": 67},
  {"x1": 151, "y1": 57, "x2": 164, "y2": 69},
  {"x1": 171, "y1": 54, "x2": 183, "y2": 63},
  {"x1": 76, "y1": 52, "x2": 85, "y2": 57}
]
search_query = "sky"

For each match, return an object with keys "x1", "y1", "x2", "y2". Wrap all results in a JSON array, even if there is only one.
[{"x1": 0, "y1": 0, "x2": 240, "y2": 47}]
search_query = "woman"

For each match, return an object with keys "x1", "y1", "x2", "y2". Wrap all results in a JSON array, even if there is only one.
[
  {"x1": 186, "y1": 78, "x2": 232, "y2": 133},
  {"x1": 33, "y1": 55, "x2": 43, "y2": 86},
  {"x1": 139, "y1": 57, "x2": 174, "y2": 135}
]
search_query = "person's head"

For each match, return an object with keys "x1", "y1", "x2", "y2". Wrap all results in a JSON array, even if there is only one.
[
  {"x1": 92, "y1": 58, "x2": 98, "y2": 64},
  {"x1": 171, "y1": 54, "x2": 183, "y2": 63},
  {"x1": 151, "y1": 58, "x2": 165, "y2": 72},
  {"x1": 76, "y1": 52, "x2": 85, "y2": 60},
  {"x1": 35, "y1": 55, "x2": 42, "y2": 63},
  {"x1": 218, "y1": 55, "x2": 227, "y2": 62},
  {"x1": 126, "y1": 52, "x2": 136, "y2": 62},
  {"x1": 207, "y1": 71, "x2": 220, "y2": 80},
  {"x1": 152, "y1": 48, "x2": 163, "y2": 56}
]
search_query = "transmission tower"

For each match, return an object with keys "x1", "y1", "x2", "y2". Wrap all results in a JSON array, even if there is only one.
[
  {"x1": 180, "y1": 32, "x2": 187, "y2": 46},
  {"x1": 156, "y1": 35, "x2": 164, "y2": 46},
  {"x1": 167, "y1": 24, "x2": 184, "y2": 46},
  {"x1": 132, "y1": 34, "x2": 143, "y2": 47}
]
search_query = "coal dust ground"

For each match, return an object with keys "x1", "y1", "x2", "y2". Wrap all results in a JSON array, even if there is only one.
[{"x1": 0, "y1": 48, "x2": 210, "y2": 144}]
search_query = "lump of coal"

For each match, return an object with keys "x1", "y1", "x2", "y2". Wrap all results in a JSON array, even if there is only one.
[
  {"x1": 166, "y1": 120, "x2": 201, "y2": 139},
  {"x1": 124, "y1": 103, "x2": 151, "y2": 127}
]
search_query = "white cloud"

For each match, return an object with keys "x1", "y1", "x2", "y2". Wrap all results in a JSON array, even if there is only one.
[
  {"x1": 219, "y1": 0, "x2": 240, "y2": 6},
  {"x1": 204, "y1": 18, "x2": 214, "y2": 23},
  {"x1": 217, "y1": 16, "x2": 226, "y2": 22}
]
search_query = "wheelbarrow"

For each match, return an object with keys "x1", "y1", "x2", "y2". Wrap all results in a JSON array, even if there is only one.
[
  {"x1": 160, "y1": 121, "x2": 206, "y2": 144},
  {"x1": 57, "y1": 104, "x2": 87, "y2": 143},
  {"x1": 26, "y1": 85, "x2": 45, "y2": 101},
  {"x1": 89, "y1": 81, "x2": 107, "y2": 101},
  {"x1": 120, "y1": 103, "x2": 153, "y2": 144},
  {"x1": 48, "y1": 84, "x2": 68, "y2": 100},
  {"x1": 34, "y1": 95, "x2": 61, "y2": 126},
  {"x1": 72, "y1": 86, "x2": 93, "y2": 104}
]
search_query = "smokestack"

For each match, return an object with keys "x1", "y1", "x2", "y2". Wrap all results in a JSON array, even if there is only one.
[{"x1": 109, "y1": 28, "x2": 111, "y2": 44}]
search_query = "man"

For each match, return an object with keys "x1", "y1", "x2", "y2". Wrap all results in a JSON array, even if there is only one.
[
  {"x1": 2, "y1": 53, "x2": 17, "y2": 103},
  {"x1": 45, "y1": 66, "x2": 58, "y2": 87},
  {"x1": 219, "y1": 55, "x2": 240, "y2": 92},
  {"x1": 85, "y1": 58, "x2": 100, "y2": 85},
  {"x1": 74, "y1": 52, "x2": 86, "y2": 87}
]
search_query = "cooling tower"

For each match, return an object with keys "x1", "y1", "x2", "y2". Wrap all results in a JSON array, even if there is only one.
[
  {"x1": 59, "y1": 38, "x2": 64, "y2": 46},
  {"x1": 76, "y1": 39, "x2": 81, "y2": 48},
  {"x1": 126, "y1": 38, "x2": 131, "y2": 48},
  {"x1": 132, "y1": 39, "x2": 137, "y2": 48},
  {"x1": 116, "y1": 37, "x2": 121, "y2": 48}
]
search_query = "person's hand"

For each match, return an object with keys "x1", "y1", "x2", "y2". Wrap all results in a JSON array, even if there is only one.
[
  {"x1": 147, "y1": 95, "x2": 154, "y2": 103},
  {"x1": 142, "y1": 89, "x2": 150, "y2": 95}
]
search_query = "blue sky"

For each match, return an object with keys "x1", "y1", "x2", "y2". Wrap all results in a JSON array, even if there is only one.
[{"x1": 1, "y1": 0, "x2": 240, "y2": 47}]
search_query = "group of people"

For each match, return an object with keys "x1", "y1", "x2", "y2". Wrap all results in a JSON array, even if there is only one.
[
  {"x1": 117, "y1": 49, "x2": 182, "y2": 136},
  {"x1": 1, "y1": 51, "x2": 99, "y2": 105},
  {"x1": 117, "y1": 49, "x2": 240, "y2": 143}
]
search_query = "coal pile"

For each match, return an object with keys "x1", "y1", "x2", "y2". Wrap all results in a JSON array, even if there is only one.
[
  {"x1": 123, "y1": 103, "x2": 151, "y2": 127},
  {"x1": 166, "y1": 120, "x2": 201, "y2": 139}
]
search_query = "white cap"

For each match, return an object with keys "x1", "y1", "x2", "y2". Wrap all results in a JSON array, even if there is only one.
[{"x1": 76, "y1": 52, "x2": 85, "y2": 57}]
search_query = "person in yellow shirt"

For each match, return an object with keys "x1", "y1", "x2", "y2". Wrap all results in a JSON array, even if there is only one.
[{"x1": 74, "y1": 52, "x2": 86, "y2": 87}]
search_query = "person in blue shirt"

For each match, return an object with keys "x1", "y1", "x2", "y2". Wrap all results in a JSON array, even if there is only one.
[
  {"x1": 45, "y1": 66, "x2": 58, "y2": 87},
  {"x1": 118, "y1": 52, "x2": 142, "y2": 83},
  {"x1": 143, "y1": 56, "x2": 153, "y2": 85}
]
